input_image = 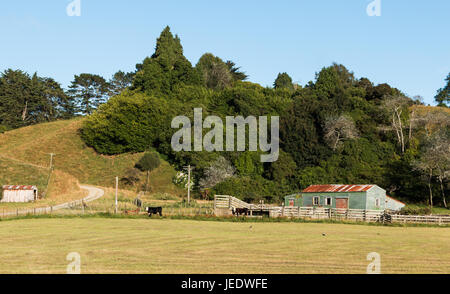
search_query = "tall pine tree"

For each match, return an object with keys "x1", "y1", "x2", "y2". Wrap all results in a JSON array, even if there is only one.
[
  {"x1": 0, "y1": 69, "x2": 73, "y2": 131},
  {"x1": 68, "y1": 73, "x2": 109, "y2": 115},
  {"x1": 133, "y1": 26, "x2": 201, "y2": 94},
  {"x1": 435, "y1": 73, "x2": 449, "y2": 107}
]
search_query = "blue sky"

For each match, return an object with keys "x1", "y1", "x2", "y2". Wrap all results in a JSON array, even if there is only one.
[{"x1": 0, "y1": 0, "x2": 448, "y2": 105}]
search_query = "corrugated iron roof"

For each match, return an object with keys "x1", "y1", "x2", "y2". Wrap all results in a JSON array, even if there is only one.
[
  {"x1": 2, "y1": 185, "x2": 37, "y2": 191},
  {"x1": 302, "y1": 185, "x2": 374, "y2": 193}
]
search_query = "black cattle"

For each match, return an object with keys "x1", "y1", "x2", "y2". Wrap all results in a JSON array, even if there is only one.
[
  {"x1": 233, "y1": 207, "x2": 249, "y2": 216},
  {"x1": 146, "y1": 207, "x2": 162, "y2": 217}
]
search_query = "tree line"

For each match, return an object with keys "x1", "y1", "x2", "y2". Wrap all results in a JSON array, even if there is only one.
[{"x1": 0, "y1": 69, "x2": 134, "y2": 132}]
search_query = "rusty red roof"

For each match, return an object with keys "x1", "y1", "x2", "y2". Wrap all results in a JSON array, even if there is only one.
[
  {"x1": 302, "y1": 185, "x2": 375, "y2": 193},
  {"x1": 2, "y1": 185, "x2": 37, "y2": 191}
]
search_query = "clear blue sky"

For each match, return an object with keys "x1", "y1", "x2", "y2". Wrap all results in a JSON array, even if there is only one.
[{"x1": 0, "y1": 0, "x2": 448, "y2": 105}]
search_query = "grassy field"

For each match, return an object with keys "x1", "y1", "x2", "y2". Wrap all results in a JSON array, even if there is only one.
[{"x1": 0, "y1": 218, "x2": 448, "y2": 274}]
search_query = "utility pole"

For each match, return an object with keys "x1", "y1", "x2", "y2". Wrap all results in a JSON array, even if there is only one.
[
  {"x1": 183, "y1": 165, "x2": 195, "y2": 205},
  {"x1": 45, "y1": 153, "x2": 56, "y2": 197},
  {"x1": 48, "y1": 153, "x2": 56, "y2": 170},
  {"x1": 187, "y1": 165, "x2": 191, "y2": 205},
  {"x1": 115, "y1": 176, "x2": 118, "y2": 214}
]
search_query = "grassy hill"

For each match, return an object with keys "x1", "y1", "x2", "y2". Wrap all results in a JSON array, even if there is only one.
[
  {"x1": 0, "y1": 118, "x2": 184, "y2": 204},
  {"x1": 0, "y1": 155, "x2": 87, "y2": 209},
  {"x1": 0, "y1": 157, "x2": 48, "y2": 192}
]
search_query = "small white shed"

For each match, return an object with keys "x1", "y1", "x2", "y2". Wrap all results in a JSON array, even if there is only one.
[{"x1": 1, "y1": 185, "x2": 38, "y2": 203}]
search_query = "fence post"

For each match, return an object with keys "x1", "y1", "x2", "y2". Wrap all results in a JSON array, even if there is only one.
[{"x1": 16, "y1": 209, "x2": 18, "y2": 217}]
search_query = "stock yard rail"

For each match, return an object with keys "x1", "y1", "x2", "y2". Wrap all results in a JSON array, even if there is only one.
[{"x1": 214, "y1": 195, "x2": 450, "y2": 225}]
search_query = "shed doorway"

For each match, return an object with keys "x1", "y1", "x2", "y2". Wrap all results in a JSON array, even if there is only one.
[{"x1": 336, "y1": 198, "x2": 349, "y2": 209}]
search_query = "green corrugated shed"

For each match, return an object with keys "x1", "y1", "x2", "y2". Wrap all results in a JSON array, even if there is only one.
[{"x1": 289, "y1": 184, "x2": 387, "y2": 211}]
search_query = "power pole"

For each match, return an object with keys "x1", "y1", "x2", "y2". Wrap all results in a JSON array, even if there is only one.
[
  {"x1": 45, "y1": 153, "x2": 56, "y2": 197},
  {"x1": 49, "y1": 153, "x2": 56, "y2": 170},
  {"x1": 187, "y1": 165, "x2": 191, "y2": 205},
  {"x1": 115, "y1": 176, "x2": 118, "y2": 214},
  {"x1": 183, "y1": 165, "x2": 195, "y2": 205}
]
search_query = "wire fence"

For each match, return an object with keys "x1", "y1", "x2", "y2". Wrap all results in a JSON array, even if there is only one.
[{"x1": 0, "y1": 199, "x2": 215, "y2": 218}]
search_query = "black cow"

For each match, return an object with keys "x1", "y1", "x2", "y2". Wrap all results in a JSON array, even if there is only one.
[
  {"x1": 146, "y1": 207, "x2": 162, "y2": 217},
  {"x1": 232, "y1": 207, "x2": 249, "y2": 216}
]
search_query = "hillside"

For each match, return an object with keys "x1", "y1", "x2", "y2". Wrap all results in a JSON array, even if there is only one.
[
  {"x1": 0, "y1": 157, "x2": 49, "y2": 193},
  {"x1": 0, "y1": 119, "x2": 184, "y2": 203}
]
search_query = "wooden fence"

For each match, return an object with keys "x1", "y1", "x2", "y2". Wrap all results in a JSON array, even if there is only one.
[
  {"x1": 269, "y1": 207, "x2": 384, "y2": 222},
  {"x1": 388, "y1": 214, "x2": 450, "y2": 225},
  {"x1": 214, "y1": 195, "x2": 450, "y2": 225},
  {"x1": 214, "y1": 195, "x2": 273, "y2": 211},
  {"x1": 0, "y1": 198, "x2": 90, "y2": 218}
]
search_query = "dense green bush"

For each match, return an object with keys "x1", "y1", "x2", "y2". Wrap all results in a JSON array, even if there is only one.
[
  {"x1": 399, "y1": 206, "x2": 432, "y2": 215},
  {"x1": 80, "y1": 91, "x2": 177, "y2": 154},
  {"x1": 211, "y1": 175, "x2": 293, "y2": 203}
]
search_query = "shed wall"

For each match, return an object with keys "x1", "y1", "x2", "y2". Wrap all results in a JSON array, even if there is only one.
[
  {"x1": 365, "y1": 186, "x2": 386, "y2": 210},
  {"x1": 301, "y1": 192, "x2": 367, "y2": 209},
  {"x1": 1, "y1": 190, "x2": 36, "y2": 202}
]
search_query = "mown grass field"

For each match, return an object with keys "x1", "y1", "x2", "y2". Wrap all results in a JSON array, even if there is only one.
[{"x1": 0, "y1": 218, "x2": 448, "y2": 274}]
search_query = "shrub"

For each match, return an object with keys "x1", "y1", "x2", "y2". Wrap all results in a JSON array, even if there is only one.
[
  {"x1": 80, "y1": 91, "x2": 176, "y2": 154},
  {"x1": 399, "y1": 206, "x2": 432, "y2": 215},
  {"x1": 135, "y1": 152, "x2": 161, "y2": 173},
  {"x1": 136, "y1": 152, "x2": 161, "y2": 193},
  {"x1": 120, "y1": 168, "x2": 141, "y2": 186},
  {"x1": 172, "y1": 171, "x2": 194, "y2": 191}
]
